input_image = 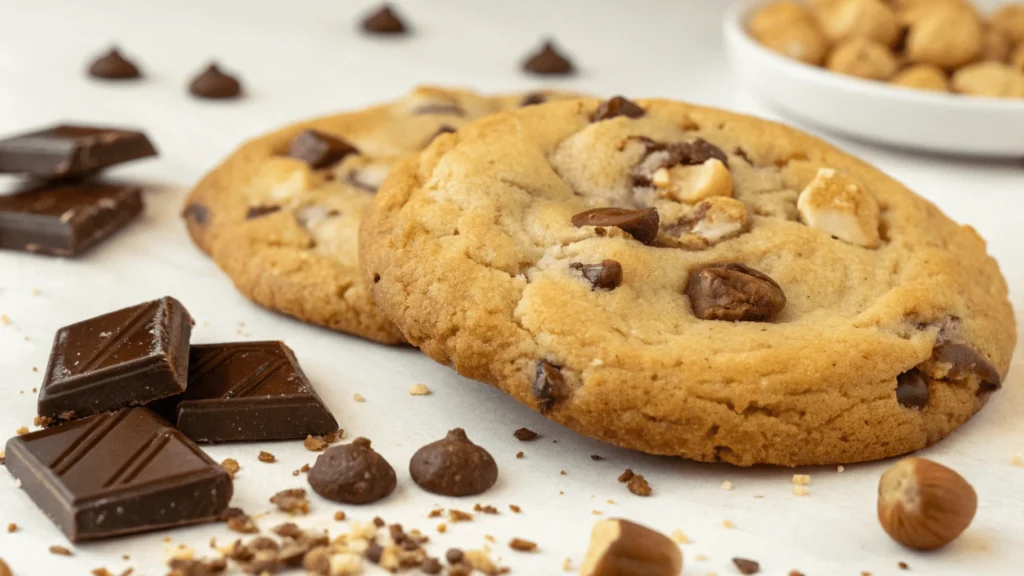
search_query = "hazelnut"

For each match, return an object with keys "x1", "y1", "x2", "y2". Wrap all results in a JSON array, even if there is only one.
[
  {"x1": 951, "y1": 62, "x2": 1024, "y2": 99},
  {"x1": 877, "y1": 457, "x2": 977, "y2": 550},
  {"x1": 826, "y1": 37, "x2": 899, "y2": 80},
  {"x1": 890, "y1": 64, "x2": 949, "y2": 92},
  {"x1": 748, "y1": 2, "x2": 828, "y2": 65},
  {"x1": 579, "y1": 518, "x2": 682, "y2": 576},
  {"x1": 797, "y1": 167, "x2": 881, "y2": 248}
]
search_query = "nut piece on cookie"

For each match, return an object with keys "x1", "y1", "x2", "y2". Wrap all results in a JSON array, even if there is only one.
[
  {"x1": 827, "y1": 37, "x2": 899, "y2": 80},
  {"x1": 670, "y1": 197, "x2": 751, "y2": 248},
  {"x1": 686, "y1": 263, "x2": 786, "y2": 322},
  {"x1": 951, "y1": 62, "x2": 1024, "y2": 99},
  {"x1": 797, "y1": 168, "x2": 881, "y2": 248},
  {"x1": 815, "y1": 0, "x2": 901, "y2": 47},
  {"x1": 579, "y1": 519, "x2": 682, "y2": 576},
  {"x1": 990, "y1": 4, "x2": 1024, "y2": 45},
  {"x1": 891, "y1": 64, "x2": 949, "y2": 92},
  {"x1": 749, "y1": 1, "x2": 829, "y2": 65},
  {"x1": 905, "y1": 7, "x2": 982, "y2": 70},
  {"x1": 653, "y1": 158, "x2": 733, "y2": 204},
  {"x1": 257, "y1": 157, "x2": 316, "y2": 201}
]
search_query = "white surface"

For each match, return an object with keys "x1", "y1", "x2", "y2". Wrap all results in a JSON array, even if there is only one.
[
  {"x1": 725, "y1": 0, "x2": 1024, "y2": 157},
  {"x1": 1, "y1": 1, "x2": 1022, "y2": 575}
]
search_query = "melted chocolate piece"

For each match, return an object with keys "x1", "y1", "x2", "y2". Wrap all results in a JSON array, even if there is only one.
[
  {"x1": 533, "y1": 361, "x2": 567, "y2": 413},
  {"x1": 686, "y1": 263, "x2": 785, "y2": 322},
  {"x1": 571, "y1": 207, "x2": 660, "y2": 245},
  {"x1": 896, "y1": 370, "x2": 929, "y2": 409},
  {"x1": 288, "y1": 130, "x2": 359, "y2": 169},
  {"x1": 361, "y1": 4, "x2": 408, "y2": 34},
  {"x1": 591, "y1": 96, "x2": 645, "y2": 121}
]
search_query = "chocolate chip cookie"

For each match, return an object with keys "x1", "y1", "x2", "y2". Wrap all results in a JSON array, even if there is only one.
[
  {"x1": 360, "y1": 96, "x2": 1015, "y2": 466},
  {"x1": 183, "y1": 87, "x2": 573, "y2": 344}
]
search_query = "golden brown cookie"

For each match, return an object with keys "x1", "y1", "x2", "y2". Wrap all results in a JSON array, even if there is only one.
[
  {"x1": 361, "y1": 97, "x2": 1016, "y2": 466},
  {"x1": 182, "y1": 87, "x2": 574, "y2": 344}
]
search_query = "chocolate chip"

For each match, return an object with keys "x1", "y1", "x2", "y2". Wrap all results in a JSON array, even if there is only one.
[
  {"x1": 446, "y1": 549, "x2": 464, "y2": 565},
  {"x1": 895, "y1": 370, "x2": 929, "y2": 409},
  {"x1": 307, "y1": 437, "x2": 397, "y2": 504},
  {"x1": 520, "y1": 93, "x2": 547, "y2": 107},
  {"x1": 686, "y1": 263, "x2": 786, "y2": 322},
  {"x1": 245, "y1": 205, "x2": 281, "y2": 220},
  {"x1": 733, "y1": 558, "x2": 761, "y2": 574},
  {"x1": 364, "y1": 542, "x2": 384, "y2": 564},
  {"x1": 570, "y1": 259, "x2": 623, "y2": 290},
  {"x1": 591, "y1": 96, "x2": 645, "y2": 121},
  {"x1": 188, "y1": 63, "x2": 242, "y2": 100},
  {"x1": 571, "y1": 207, "x2": 659, "y2": 245},
  {"x1": 409, "y1": 428, "x2": 498, "y2": 497},
  {"x1": 361, "y1": 4, "x2": 407, "y2": 35},
  {"x1": 513, "y1": 428, "x2": 538, "y2": 441},
  {"x1": 87, "y1": 47, "x2": 141, "y2": 80},
  {"x1": 182, "y1": 204, "x2": 208, "y2": 225},
  {"x1": 533, "y1": 361, "x2": 567, "y2": 413},
  {"x1": 288, "y1": 130, "x2": 359, "y2": 169},
  {"x1": 932, "y1": 343, "x2": 1001, "y2": 389},
  {"x1": 521, "y1": 40, "x2": 575, "y2": 76}
]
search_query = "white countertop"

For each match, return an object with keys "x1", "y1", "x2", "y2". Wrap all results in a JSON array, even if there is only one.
[{"x1": 1, "y1": 1, "x2": 1021, "y2": 575}]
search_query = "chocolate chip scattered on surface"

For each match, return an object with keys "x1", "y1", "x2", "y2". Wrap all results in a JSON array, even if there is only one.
[
  {"x1": 521, "y1": 40, "x2": 575, "y2": 75},
  {"x1": 308, "y1": 437, "x2": 397, "y2": 504},
  {"x1": 410, "y1": 428, "x2": 498, "y2": 496},
  {"x1": 361, "y1": 3, "x2": 408, "y2": 34},
  {"x1": 87, "y1": 47, "x2": 141, "y2": 80}
]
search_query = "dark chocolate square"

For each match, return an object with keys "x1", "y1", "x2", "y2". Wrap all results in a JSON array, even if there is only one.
[{"x1": 0, "y1": 124, "x2": 157, "y2": 179}]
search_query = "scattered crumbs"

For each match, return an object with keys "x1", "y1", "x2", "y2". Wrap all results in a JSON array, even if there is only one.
[
  {"x1": 560, "y1": 470, "x2": 567, "y2": 476},
  {"x1": 428, "y1": 508, "x2": 444, "y2": 518},
  {"x1": 694, "y1": 554, "x2": 708, "y2": 561},
  {"x1": 91, "y1": 569, "x2": 114, "y2": 576},
  {"x1": 562, "y1": 557, "x2": 572, "y2": 571},
  {"x1": 838, "y1": 465, "x2": 846, "y2": 472},
  {"x1": 353, "y1": 393, "x2": 366, "y2": 402},
  {"x1": 606, "y1": 499, "x2": 615, "y2": 505},
  {"x1": 670, "y1": 529, "x2": 689, "y2": 544},
  {"x1": 509, "y1": 538, "x2": 538, "y2": 552},
  {"x1": 32, "y1": 367, "x2": 38, "y2": 372},
  {"x1": 721, "y1": 480, "x2": 733, "y2": 491},
  {"x1": 334, "y1": 511, "x2": 346, "y2": 521},
  {"x1": 513, "y1": 428, "x2": 539, "y2": 441},
  {"x1": 269, "y1": 488, "x2": 309, "y2": 515},
  {"x1": 0, "y1": 314, "x2": 10, "y2": 325},
  {"x1": 899, "y1": 561, "x2": 909, "y2": 570},
  {"x1": 220, "y1": 458, "x2": 239, "y2": 478},
  {"x1": 509, "y1": 505, "x2": 521, "y2": 514},
  {"x1": 15, "y1": 426, "x2": 29, "y2": 435},
  {"x1": 617, "y1": 468, "x2": 634, "y2": 483},
  {"x1": 590, "y1": 454, "x2": 604, "y2": 461},
  {"x1": 48, "y1": 545, "x2": 72, "y2": 556},
  {"x1": 6, "y1": 523, "x2": 16, "y2": 533},
  {"x1": 722, "y1": 520, "x2": 736, "y2": 529},
  {"x1": 627, "y1": 474, "x2": 651, "y2": 497},
  {"x1": 733, "y1": 557, "x2": 761, "y2": 574},
  {"x1": 33, "y1": 415, "x2": 53, "y2": 428},
  {"x1": 516, "y1": 451, "x2": 524, "y2": 459},
  {"x1": 473, "y1": 504, "x2": 499, "y2": 515},
  {"x1": 31, "y1": 388, "x2": 36, "y2": 393},
  {"x1": 257, "y1": 451, "x2": 276, "y2": 463},
  {"x1": 792, "y1": 474, "x2": 811, "y2": 485},
  {"x1": 408, "y1": 383, "x2": 431, "y2": 396},
  {"x1": 304, "y1": 435, "x2": 328, "y2": 452},
  {"x1": 23, "y1": 336, "x2": 29, "y2": 341},
  {"x1": 1011, "y1": 455, "x2": 1023, "y2": 467},
  {"x1": 437, "y1": 523, "x2": 447, "y2": 533},
  {"x1": 449, "y1": 509, "x2": 473, "y2": 523},
  {"x1": 793, "y1": 485, "x2": 811, "y2": 497},
  {"x1": 753, "y1": 494, "x2": 765, "y2": 499},
  {"x1": 484, "y1": 534, "x2": 496, "y2": 544},
  {"x1": 591, "y1": 510, "x2": 603, "y2": 516}
]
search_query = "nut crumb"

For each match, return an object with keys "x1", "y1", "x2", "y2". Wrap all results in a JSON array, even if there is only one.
[
  {"x1": 509, "y1": 538, "x2": 537, "y2": 552},
  {"x1": 562, "y1": 557, "x2": 572, "y2": 571},
  {"x1": 408, "y1": 383, "x2": 431, "y2": 396},
  {"x1": 428, "y1": 508, "x2": 444, "y2": 518},
  {"x1": 220, "y1": 458, "x2": 240, "y2": 478},
  {"x1": 560, "y1": 470, "x2": 567, "y2": 476},
  {"x1": 473, "y1": 504, "x2": 498, "y2": 515},
  {"x1": 448, "y1": 509, "x2": 473, "y2": 523},
  {"x1": 49, "y1": 545, "x2": 72, "y2": 556},
  {"x1": 513, "y1": 428, "x2": 538, "y2": 441},
  {"x1": 590, "y1": 454, "x2": 604, "y2": 461},
  {"x1": 353, "y1": 393, "x2": 366, "y2": 402},
  {"x1": 1011, "y1": 456, "x2": 1023, "y2": 467},
  {"x1": 1, "y1": 314, "x2": 10, "y2": 325},
  {"x1": 838, "y1": 465, "x2": 846, "y2": 472},
  {"x1": 515, "y1": 451, "x2": 524, "y2": 459},
  {"x1": 733, "y1": 557, "x2": 761, "y2": 574},
  {"x1": 617, "y1": 468, "x2": 634, "y2": 482},
  {"x1": 626, "y1": 474, "x2": 651, "y2": 497},
  {"x1": 304, "y1": 435, "x2": 328, "y2": 452},
  {"x1": 15, "y1": 426, "x2": 29, "y2": 435},
  {"x1": 269, "y1": 488, "x2": 309, "y2": 515},
  {"x1": 591, "y1": 510, "x2": 602, "y2": 515},
  {"x1": 257, "y1": 451, "x2": 275, "y2": 463},
  {"x1": 899, "y1": 562, "x2": 909, "y2": 570},
  {"x1": 722, "y1": 520, "x2": 736, "y2": 529},
  {"x1": 694, "y1": 554, "x2": 708, "y2": 561},
  {"x1": 721, "y1": 480, "x2": 733, "y2": 491},
  {"x1": 789, "y1": 571, "x2": 807, "y2": 576},
  {"x1": 792, "y1": 474, "x2": 811, "y2": 485},
  {"x1": 334, "y1": 511, "x2": 346, "y2": 521},
  {"x1": 670, "y1": 529, "x2": 689, "y2": 544},
  {"x1": 436, "y1": 523, "x2": 447, "y2": 533},
  {"x1": 484, "y1": 534, "x2": 496, "y2": 543},
  {"x1": 6, "y1": 523, "x2": 17, "y2": 533},
  {"x1": 509, "y1": 504, "x2": 521, "y2": 513},
  {"x1": 793, "y1": 485, "x2": 811, "y2": 497}
]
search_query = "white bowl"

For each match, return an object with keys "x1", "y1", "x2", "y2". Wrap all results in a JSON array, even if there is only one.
[{"x1": 723, "y1": 0, "x2": 1024, "y2": 157}]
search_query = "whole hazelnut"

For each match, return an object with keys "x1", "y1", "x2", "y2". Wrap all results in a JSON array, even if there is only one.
[{"x1": 877, "y1": 457, "x2": 977, "y2": 550}]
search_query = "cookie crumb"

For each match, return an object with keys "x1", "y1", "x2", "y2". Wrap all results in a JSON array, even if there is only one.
[
  {"x1": 509, "y1": 538, "x2": 537, "y2": 552},
  {"x1": 789, "y1": 571, "x2": 807, "y2": 576},
  {"x1": 515, "y1": 451, "x2": 524, "y2": 459},
  {"x1": 303, "y1": 435, "x2": 328, "y2": 452},
  {"x1": 224, "y1": 509, "x2": 258, "y2": 534},
  {"x1": 838, "y1": 465, "x2": 846, "y2": 472},
  {"x1": 257, "y1": 451, "x2": 275, "y2": 463},
  {"x1": 793, "y1": 485, "x2": 811, "y2": 497},
  {"x1": 448, "y1": 509, "x2": 473, "y2": 523},
  {"x1": 484, "y1": 534, "x2": 496, "y2": 544},
  {"x1": 670, "y1": 529, "x2": 689, "y2": 544},
  {"x1": 49, "y1": 545, "x2": 72, "y2": 556},
  {"x1": 373, "y1": 516, "x2": 386, "y2": 527},
  {"x1": 332, "y1": 511, "x2": 346, "y2": 521},
  {"x1": 695, "y1": 554, "x2": 708, "y2": 561},
  {"x1": 15, "y1": 426, "x2": 29, "y2": 435},
  {"x1": 721, "y1": 480, "x2": 733, "y2": 491},
  {"x1": 408, "y1": 383, "x2": 431, "y2": 396},
  {"x1": 559, "y1": 470, "x2": 567, "y2": 476},
  {"x1": 1011, "y1": 456, "x2": 1023, "y2": 467},
  {"x1": 606, "y1": 499, "x2": 615, "y2": 505},
  {"x1": 353, "y1": 393, "x2": 366, "y2": 402},
  {"x1": 591, "y1": 509, "x2": 603, "y2": 515},
  {"x1": 792, "y1": 474, "x2": 811, "y2": 485},
  {"x1": 6, "y1": 523, "x2": 16, "y2": 533},
  {"x1": 590, "y1": 454, "x2": 604, "y2": 461},
  {"x1": 617, "y1": 468, "x2": 634, "y2": 482},
  {"x1": 437, "y1": 523, "x2": 447, "y2": 533},
  {"x1": 428, "y1": 508, "x2": 444, "y2": 518},
  {"x1": 473, "y1": 504, "x2": 498, "y2": 515},
  {"x1": 1, "y1": 314, "x2": 10, "y2": 325},
  {"x1": 513, "y1": 428, "x2": 538, "y2": 441},
  {"x1": 220, "y1": 458, "x2": 240, "y2": 478},
  {"x1": 562, "y1": 557, "x2": 573, "y2": 571},
  {"x1": 626, "y1": 474, "x2": 651, "y2": 497},
  {"x1": 733, "y1": 557, "x2": 761, "y2": 574},
  {"x1": 899, "y1": 561, "x2": 909, "y2": 570},
  {"x1": 722, "y1": 520, "x2": 736, "y2": 529},
  {"x1": 753, "y1": 494, "x2": 765, "y2": 499},
  {"x1": 509, "y1": 504, "x2": 521, "y2": 513}
]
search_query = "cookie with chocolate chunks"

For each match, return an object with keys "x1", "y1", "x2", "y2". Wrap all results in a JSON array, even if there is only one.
[{"x1": 360, "y1": 96, "x2": 1015, "y2": 466}]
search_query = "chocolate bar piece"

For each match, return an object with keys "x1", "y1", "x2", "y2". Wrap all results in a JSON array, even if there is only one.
[
  {"x1": 0, "y1": 124, "x2": 156, "y2": 179},
  {"x1": 4, "y1": 408, "x2": 232, "y2": 541},
  {"x1": 156, "y1": 341, "x2": 338, "y2": 443},
  {"x1": 38, "y1": 297, "x2": 193, "y2": 420},
  {"x1": 0, "y1": 182, "x2": 143, "y2": 256}
]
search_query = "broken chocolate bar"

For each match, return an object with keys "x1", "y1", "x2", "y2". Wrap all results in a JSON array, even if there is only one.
[
  {"x1": 0, "y1": 182, "x2": 143, "y2": 256},
  {"x1": 37, "y1": 297, "x2": 193, "y2": 420},
  {"x1": 155, "y1": 341, "x2": 338, "y2": 443},
  {"x1": 4, "y1": 408, "x2": 232, "y2": 541},
  {"x1": 0, "y1": 124, "x2": 156, "y2": 179}
]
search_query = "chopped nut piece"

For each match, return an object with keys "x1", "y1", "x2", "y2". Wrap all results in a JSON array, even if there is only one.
[
  {"x1": 617, "y1": 469, "x2": 634, "y2": 483},
  {"x1": 6, "y1": 523, "x2": 16, "y2": 533},
  {"x1": 670, "y1": 529, "x2": 689, "y2": 544},
  {"x1": 448, "y1": 509, "x2": 473, "y2": 523},
  {"x1": 797, "y1": 168, "x2": 881, "y2": 248},
  {"x1": 626, "y1": 474, "x2": 652, "y2": 497},
  {"x1": 437, "y1": 523, "x2": 447, "y2": 533},
  {"x1": 353, "y1": 393, "x2": 366, "y2": 402},
  {"x1": 899, "y1": 561, "x2": 909, "y2": 570},
  {"x1": 509, "y1": 538, "x2": 538, "y2": 552},
  {"x1": 49, "y1": 545, "x2": 72, "y2": 556},
  {"x1": 670, "y1": 196, "x2": 750, "y2": 248},
  {"x1": 792, "y1": 474, "x2": 811, "y2": 485},
  {"x1": 656, "y1": 158, "x2": 734, "y2": 204},
  {"x1": 464, "y1": 549, "x2": 500, "y2": 575},
  {"x1": 509, "y1": 505, "x2": 521, "y2": 513},
  {"x1": 513, "y1": 428, "x2": 539, "y2": 441},
  {"x1": 516, "y1": 451, "x2": 524, "y2": 459},
  {"x1": 793, "y1": 485, "x2": 811, "y2": 496},
  {"x1": 733, "y1": 557, "x2": 761, "y2": 574},
  {"x1": 257, "y1": 451, "x2": 276, "y2": 463},
  {"x1": 560, "y1": 470, "x2": 567, "y2": 476},
  {"x1": 304, "y1": 435, "x2": 328, "y2": 452},
  {"x1": 334, "y1": 511, "x2": 346, "y2": 521},
  {"x1": 15, "y1": 427, "x2": 28, "y2": 435},
  {"x1": 373, "y1": 517, "x2": 386, "y2": 527},
  {"x1": 722, "y1": 520, "x2": 736, "y2": 529},
  {"x1": 220, "y1": 458, "x2": 240, "y2": 478},
  {"x1": 428, "y1": 508, "x2": 444, "y2": 518},
  {"x1": 789, "y1": 571, "x2": 807, "y2": 576},
  {"x1": 408, "y1": 383, "x2": 431, "y2": 396},
  {"x1": 721, "y1": 481, "x2": 733, "y2": 491},
  {"x1": 226, "y1": 513, "x2": 259, "y2": 534},
  {"x1": 270, "y1": 488, "x2": 310, "y2": 515},
  {"x1": 473, "y1": 504, "x2": 499, "y2": 515}
]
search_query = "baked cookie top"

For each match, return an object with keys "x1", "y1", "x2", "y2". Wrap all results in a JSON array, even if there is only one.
[
  {"x1": 182, "y1": 87, "x2": 570, "y2": 344},
  {"x1": 361, "y1": 96, "x2": 1016, "y2": 466}
]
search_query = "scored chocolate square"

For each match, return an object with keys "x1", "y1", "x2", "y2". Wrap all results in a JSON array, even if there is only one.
[
  {"x1": 37, "y1": 296, "x2": 193, "y2": 420},
  {"x1": 0, "y1": 182, "x2": 143, "y2": 257},
  {"x1": 0, "y1": 124, "x2": 157, "y2": 179},
  {"x1": 4, "y1": 408, "x2": 232, "y2": 541},
  {"x1": 155, "y1": 341, "x2": 339, "y2": 443}
]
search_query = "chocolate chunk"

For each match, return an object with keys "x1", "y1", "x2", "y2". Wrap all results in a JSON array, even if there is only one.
[
  {"x1": 733, "y1": 558, "x2": 761, "y2": 574},
  {"x1": 182, "y1": 203, "x2": 208, "y2": 226},
  {"x1": 3, "y1": 408, "x2": 232, "y2": 541},
  {"x1": 572, "y1": 207, "x2": 659, "y2": 245},
  {"x1": 933, "y1": 343, "x2": 1001, "y2": 388},
  {"x1": 686, "y1": 263, "x2": 786, "y2": 322},
  {"x1": 896, "y1": 370, "x2": 929, "y2": 409},
  {"x1": 631, "y1": 137, "x2": 729, "y2": 186},
  {"x1": 245, "y1": 205, "x2": 281, "y2": 220},
  {"x1": 188, "y1": 63, "x2": 242, "y2": 100},
  {"x1": 0, "y1": 182, "x2": 143, "y2": 257},
  {"x1": 409, "y1": 429, "x2": 498, "y2": 497},
  {"x1": 570, "y1": 260, "x2": 623, "y2": 290},
  {"x1": 307, "y1": 438, "x2": 396, "y2": 504},
  {"x1": 522, "y1": 40, "x2": 575, "y2": 75},
  {"x1": 287, "y1": 130, "x2": 359, "y2": 169},
  {"x1": 87, "y1": 48, "x2": 141, "y2": 80},
  {"x1": 533, "y1": 361, "x2": 567, "y2": 413},
  {"x1": 0, "y1": 124, "x2": 157, "y2": 178},
  {"x1": 153, "y1": 341, "x2": 338, "y2": 443},
  {"x1": 513, "y1": 428, "x2": 538, "y2": 441},
  {"x1": 361, "y1": 4, "x2": 407, "y2": 34},
  {"x1": 38, "y1": 296, "x2": 192, "y2": 420},
  {"x1": 591, "y1": 96, "x2": 645, "y2": 121},
  {"x1": 520, "y1": 93, "x2": 547, "y2": 107}
]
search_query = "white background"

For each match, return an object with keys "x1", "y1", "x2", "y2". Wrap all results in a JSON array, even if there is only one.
[{"x1": 0, "y1": 1, "x2": 1022, "y2": 575}]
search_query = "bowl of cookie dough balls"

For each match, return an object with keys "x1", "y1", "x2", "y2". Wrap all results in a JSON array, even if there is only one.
[{"x1": 724, "y1": 0, "x2": 1024, "y2": 156}]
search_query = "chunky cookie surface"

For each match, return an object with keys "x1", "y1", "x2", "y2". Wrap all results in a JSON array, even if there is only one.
[
  {"x1": 361, "y1": 97, "x2": 1015, "y2": 466},
  {"x1": 183, "y1": 87, "x2": 569, "y2": 344}
]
